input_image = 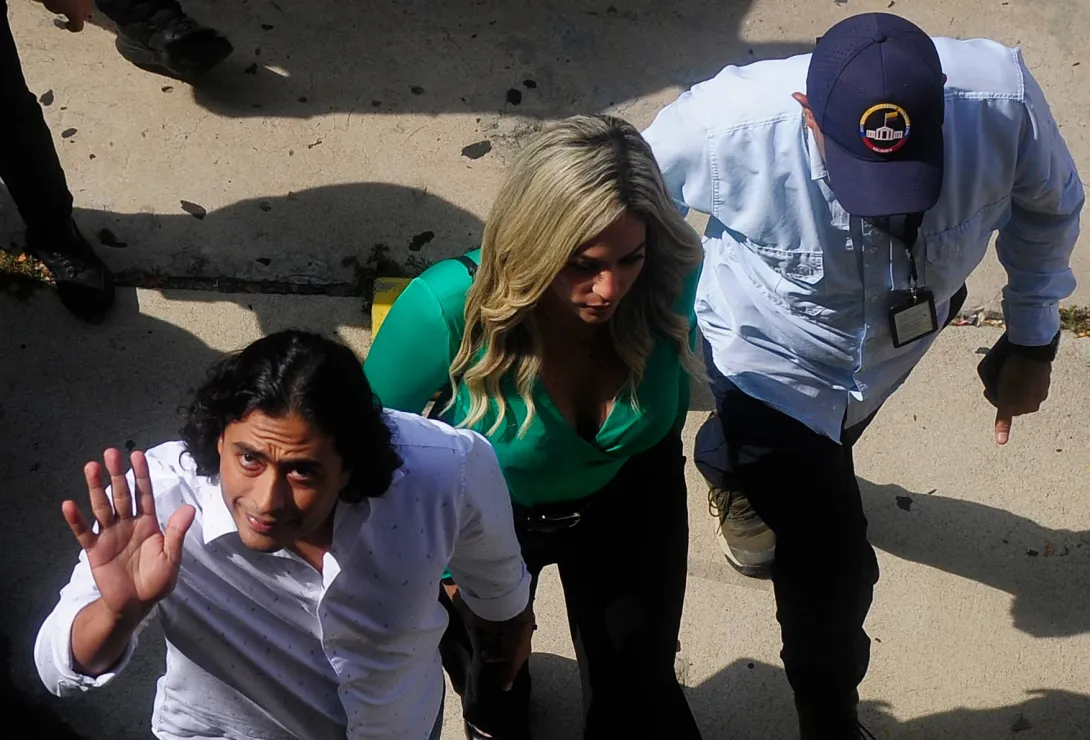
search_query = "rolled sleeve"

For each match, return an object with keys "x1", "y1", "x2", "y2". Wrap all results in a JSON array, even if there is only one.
[
  {"x1": 446, "y1": 431, "x2": 530, "y2": 623},
  {"x1": 33, "y1": 549, "x2": 145, "y2": 696},
  {"x1": 996, "y1": 55, "x2": 1084, "y2": 346}
]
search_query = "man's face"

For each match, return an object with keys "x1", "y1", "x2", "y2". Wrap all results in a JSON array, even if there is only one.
[{"x1": 217, "y1": 410, "x2": 350, "y2": 552}]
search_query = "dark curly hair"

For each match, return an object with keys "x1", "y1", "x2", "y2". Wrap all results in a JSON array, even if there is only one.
[{"x1": 181, "y1": 330, "x2": 402, "y2": 503}]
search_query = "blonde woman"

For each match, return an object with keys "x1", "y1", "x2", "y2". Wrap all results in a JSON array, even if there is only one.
[{"x1": 364, "y1": 115, "x2": 704, "y2": 740}]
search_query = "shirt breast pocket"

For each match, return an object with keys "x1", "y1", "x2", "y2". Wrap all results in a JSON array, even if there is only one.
[
  {"x1": 746, "y1": 242, "x2": 823, "y2": 285},
  {"x1": 923, "y1": 197, "x2": 1011, "y2": 302},
  {"x1": 740, "y1": 241, "x2": 826, "y2": 316}
]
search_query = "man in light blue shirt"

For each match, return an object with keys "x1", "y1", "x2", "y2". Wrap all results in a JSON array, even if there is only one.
[{"x1": 643, "y1": 12, "x2": 1082, "y2": 739}]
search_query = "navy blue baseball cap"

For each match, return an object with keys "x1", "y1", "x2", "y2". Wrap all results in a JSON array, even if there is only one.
[{"x1": 807, "y1": 13, "x2": 945, "y2": 217}]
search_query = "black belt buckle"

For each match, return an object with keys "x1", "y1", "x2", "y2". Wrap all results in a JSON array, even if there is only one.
[{"x1": 523, "y1": 510, "x2": 582, "y2": 534}]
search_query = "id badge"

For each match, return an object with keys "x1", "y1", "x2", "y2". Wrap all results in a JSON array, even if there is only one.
[{"x1": 888, "y1": 289, "x2": 938, "y2": 348}]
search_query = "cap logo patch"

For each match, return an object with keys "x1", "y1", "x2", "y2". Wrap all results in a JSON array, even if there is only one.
[{"x1": 859, "y1": 103, "x2": 911, "y2": 154}]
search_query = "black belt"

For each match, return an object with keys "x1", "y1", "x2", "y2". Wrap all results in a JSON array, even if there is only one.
[{"x1": 513, "y1": 494, "x2": 600, "y2": 534}]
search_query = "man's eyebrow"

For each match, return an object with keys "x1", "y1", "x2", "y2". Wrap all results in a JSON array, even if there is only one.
[
  {"x1": 285, "y1": 459, "x2": 323, "y2": 472},
  {"x1": 230, "y1": 442, "x2": 323, "y2": 469},
  {"x1": 231, "y1": 442, "x2": 267, "y2": 459}
]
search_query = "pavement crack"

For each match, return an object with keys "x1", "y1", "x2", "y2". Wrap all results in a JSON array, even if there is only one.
[{"x1": 113, "y1": 270, "x2": 365, "y2": 296}]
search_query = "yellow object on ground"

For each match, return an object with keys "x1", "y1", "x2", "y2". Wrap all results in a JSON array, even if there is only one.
[{"x1": 371, "y1": 277, "x2": 411, "y2": 337}]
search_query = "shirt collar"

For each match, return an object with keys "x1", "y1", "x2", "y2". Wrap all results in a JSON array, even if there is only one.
[
  {"x1": 199, "y1": 477, "x2": 240, "y2": 545},
  {"x1": 804, "y1": 120, "x2": 828, "y2": 182}
]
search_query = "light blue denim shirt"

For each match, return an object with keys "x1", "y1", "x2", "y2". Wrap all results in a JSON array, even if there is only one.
[{"x1": 643, "y1": 37, "x2": 1083, "y2": 442}]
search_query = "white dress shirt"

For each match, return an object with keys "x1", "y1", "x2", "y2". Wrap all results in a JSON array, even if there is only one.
[
  {"x1": 35, "y1": 411, "x2": 531, "y2": 740},
  {"x1": 644, "y1": 38, "x2": 1083, "y2": 441}
]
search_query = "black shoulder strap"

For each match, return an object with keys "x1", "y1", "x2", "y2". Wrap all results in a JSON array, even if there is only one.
[{"x1": 454, "y1": 254, "x2": 478, "y2": 279}]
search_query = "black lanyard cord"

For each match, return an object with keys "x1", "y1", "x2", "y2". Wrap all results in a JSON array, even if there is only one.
[
  {"x1": 871, "y1": 213, "x2": 924, "y2": 297},
  {"x1": 901, "y1": 212, "x2": 923, "y2": 296}
]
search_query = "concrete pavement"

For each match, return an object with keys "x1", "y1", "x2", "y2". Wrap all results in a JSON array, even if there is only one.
[
  {"x1": 3, "y1": 0, "x2": 1089, "y2": 308},
  {"x1": 2, "y1": 0, "x2": 1090, "y2": 738}
]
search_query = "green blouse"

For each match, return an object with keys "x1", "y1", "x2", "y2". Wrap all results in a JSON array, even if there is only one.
[{"x1": 363, "y1": 250, "x2": 698, "y2": 507}]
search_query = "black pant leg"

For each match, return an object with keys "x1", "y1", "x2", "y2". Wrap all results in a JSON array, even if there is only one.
[
  {"x1": 94, "y1": 0, "x2": 184, "y2": 26},
  {"x1": 713, "y1": 381, "x2": 879, "y2": 735},
  {"x1": 445, "y1": 567, "x2": 543, "y2": 739},
  {"x1": 556, "y1": 434, "x2": 702, "y2": 740},
  {"x1": 0, "y1": 0, "x2": 74, "y2": 241},
  {"x1": 438, "y1": 582, "x2": 472, "y2": 698}
]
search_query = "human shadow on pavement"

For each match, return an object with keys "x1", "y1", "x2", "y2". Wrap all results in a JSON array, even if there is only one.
[
  {"x1": 861, "y1": 480, "x2": 1090, "y2": 638},
  {"x1": 56, "y1": 182, "x2": 486, "y2": 307},
  {"x1": 83, "y1": 0, "x2": 815, "y2": 120},
  {"x1": 0, "y1": 634, "x2": 86, "y2": 739},
  {"x1": 0, "y1": 286, "x2": 233, "y2": 739},
  {"x1": 518, "y1": 654, "x2": 1090, "y2": 738},
  {"x1": 688, "y1": 659, "x2": 1090, "y2": 739}
]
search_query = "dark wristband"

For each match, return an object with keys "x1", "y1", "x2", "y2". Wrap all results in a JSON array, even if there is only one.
[{"x1": 1008, "y1": 329, "x2": 1061, "y2": 363}]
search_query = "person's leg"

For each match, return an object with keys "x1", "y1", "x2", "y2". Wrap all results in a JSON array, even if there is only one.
[
  {"x1": 0, "y1": 1, "x2": 114, "y2": 319},
  {"x1": 556, "y1": 434, "x2": 701, "y2": 740},
  {"x1": 446, "y1": 565, "x2": 544, "y2": 740},
  {"x1": 0, "y1": 0, "x2": 72, "y2": 239},
  {"x1": 696, "y1": 339, "x2": 776, "y2": 575},
  {"x1": 438, "y1": 580, "x2": 472, "y2": 699},
  {"x1": 95, "y1": 0, "x2": 232, "y2": 79},
  {"x1": 714, "y1": 382, "x2": 878, "y2": 738}
]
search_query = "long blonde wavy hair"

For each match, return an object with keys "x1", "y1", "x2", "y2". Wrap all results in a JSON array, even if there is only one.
[{"x1": 449, "y1": 114, "x2": 704, "y2": 437}]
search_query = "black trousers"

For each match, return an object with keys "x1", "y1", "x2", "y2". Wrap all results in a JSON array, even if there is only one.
[
  {"x1": 440, "y1": 433, "x2": 701, "y2": 740},
  {"x1": 0, "y1": 0, "x2": 74, "y2": 243},
  {"x1": 94, "y1": 0, "x2": 184, "y2": 26},
  {"x1": 704, "y1": 350, "x2": 879, "y2": 731},
  {"x1": 698, "y1": 285, "x2": 968, "y2": 734}
]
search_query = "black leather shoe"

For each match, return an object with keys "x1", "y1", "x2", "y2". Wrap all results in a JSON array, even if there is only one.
[
  {"x1": 113, "y1": 2, "x2": 232, "y2": 79},
  {"x1": 463, "y1": 718, "x2": 529, "y2": 740},
  {"x1": 464, "y1": 720, "x2": 489, "y2": 740},
  {"x1": 26, "y1": 223, "x2": 115, "y2": 321}
]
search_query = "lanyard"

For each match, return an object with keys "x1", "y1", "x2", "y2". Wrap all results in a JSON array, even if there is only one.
[{"x1": 872, "y1": 213, "x2": 924, "y2": 298}]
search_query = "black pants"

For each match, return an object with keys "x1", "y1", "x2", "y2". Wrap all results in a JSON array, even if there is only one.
[
  {"x1": 0, "y1": 0, "x2": 74, "y2": 243},
  {"x1": 440, "y1": 433, "x2": 701, "y2": 740},
  {"x1": 704, "y1": 352, "x2": 879, "y2": 730},
  {"x1": 698, "y1": 285, "x2": 968, "y2": 733},
  {"x1": 94, "y1": 0, "x2": 184, "y2": 26}
]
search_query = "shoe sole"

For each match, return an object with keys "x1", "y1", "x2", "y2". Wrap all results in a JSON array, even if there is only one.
[
  {"x1": 714, "y1": 519, "x2": 774, "y2": 579},
  {"x1": 115, "y1": 34, "x2": 233, "y2": 80}
]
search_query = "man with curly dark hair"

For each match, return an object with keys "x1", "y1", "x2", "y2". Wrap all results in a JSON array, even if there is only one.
[{"x1": 34, "y1": 330, "x2": 534, "y2": 740}]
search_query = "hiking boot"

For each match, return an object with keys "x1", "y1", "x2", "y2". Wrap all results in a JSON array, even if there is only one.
[
  {"x1": 25, "y1": 222, "x2": 115, "y2": 321},
  {"x1": 112, "y1": 1, "x2": 233, "y2": 80},
  {"x1": 708, "y1": 486, "x2": 775, "y2": 577}
]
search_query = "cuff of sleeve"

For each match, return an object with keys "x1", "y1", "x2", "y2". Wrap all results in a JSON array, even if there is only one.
[
  {"x1": 459, "y1": 566, "x2": 532, "y2": 623},
  {"x1": 49, "y1": 604, "x2": 138, "y2": 693},
  {"x1": 1002, "y1": 301, "x2": 1062, "y2": 347}
]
